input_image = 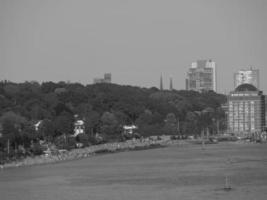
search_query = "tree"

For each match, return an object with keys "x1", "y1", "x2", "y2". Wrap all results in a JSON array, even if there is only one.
[
  {"x1": 135, "y1": 110, "x2": 153, "y2": 126},
  {"x1": 74, "y1": 103, "x2": 93, "y2": 118},
  {"x1": 0, "y1": 95, "x2": 11, "y2": 116},
  {"x1": 54, "y1": 102, "x2": 73, "y2": 116},
  {"x1": 114, "y1": 111, "x2": 130, "y2": 125},
  {"x1": 84, "y1": 110, "x2": 100, "y2": 136},
  {"x1": 197, "y1": 107, "x2": 215, "y2": 131},
  {"x1": 41, "y1": 82, "x2": 58, "y2": 93},
  {"x1": 3, "y1": 84, "x2": 20, "y2": 98},
  {"x1": 54, "y1": 111, "x2": 74, "y2": 136},
  {"x1": 38, "y1": 119, "x2": 55, "y2": 141},
  {"x1": 24, "y1": 99, "x2": 51, "y2": 120},
  {"x1": 135, "y1": 110, "x2": 164, "y2": 136},
  {"x1": 100, "y1": 112, "x2": 120, "y2": 138},
  {"x1": 0, "y1": 111, "x2": 27, "y2": 152},
  {"x1": 163, "y1": 113, "x2": 177, "y2": 135},
  {"x1": 73, "y1": 103, "x2": 100, "y2": 136},
  {"x1": 182, "y1": 111, "x2": 199, "y2": 136},
  {"x1": 20, "y1": 121, "x2": 37, "y2": 148}
]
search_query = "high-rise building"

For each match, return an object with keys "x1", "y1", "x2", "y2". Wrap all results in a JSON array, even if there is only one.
[
  {"x1": 234, "y1": 68, "x2": 259, "y2": 89},
  {"x1": 186, "y1": 59, "x2": 216, "y2": 92},
  {"x1": 93, "y1": 73, "x2": 112, "y2": 84},
  {"x1": 227, "y1": 84, "x2": 265, "y2": 136},
  {"x1": 104, "y1": 73, "x2": 111, "y2": 83}
]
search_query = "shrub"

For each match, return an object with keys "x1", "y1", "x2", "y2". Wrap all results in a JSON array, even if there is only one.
[
  {"x1": 76, "y1": 134, "x2": 89, "y2": 147},
  {"x1": 30, "y1": 143, "x2": 43, "y2": 155}
]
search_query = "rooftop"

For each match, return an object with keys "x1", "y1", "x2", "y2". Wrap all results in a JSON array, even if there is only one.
[{"x1": 235, "y1": 83, "x2": 258, "y2": 92}]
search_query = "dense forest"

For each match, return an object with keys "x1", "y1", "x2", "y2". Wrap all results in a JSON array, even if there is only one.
[{"x1": 0, "y1": 81, "x2": 227, "y2": 157}]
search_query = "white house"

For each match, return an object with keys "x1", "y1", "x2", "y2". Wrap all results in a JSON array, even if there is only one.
[
  {"x1": 123, "y1": 125, "x2": 138, "y2": 135},
  {"x1": 34, "y1": 120, "x2": 43, "y2": 132},
  {"x1": 74, "y1": 120, "x2": 85, "y2": 137}
]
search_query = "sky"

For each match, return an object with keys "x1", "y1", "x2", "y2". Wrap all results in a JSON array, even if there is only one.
[{"x1": 0, "y1": 0, "x2": 267, "y2": 94}]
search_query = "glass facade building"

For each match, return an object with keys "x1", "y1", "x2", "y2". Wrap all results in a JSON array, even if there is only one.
[
  {"x1": 186, "y1": 60, "x2": 216, "y2": 92},
  {"x1": 234, "y1": 68, "x2": 259, "y2": 89}
]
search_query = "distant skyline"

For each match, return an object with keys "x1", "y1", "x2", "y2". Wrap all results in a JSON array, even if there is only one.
[{"x1": 1, "y1": 0, "x2": 267, "y2": 94}]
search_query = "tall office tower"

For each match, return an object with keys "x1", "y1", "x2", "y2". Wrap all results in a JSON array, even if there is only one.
[
  {"x1": 169, "y1": 77, "x2": 173, "y2": 91},
  {"x1": 104, "y1": 73, "x2": 111, "y2": 83},
  {"x1": 160, "y1": 74, "x2": 163, "y2": 90},
  {"x1": 234, "y1": 68, "x2": 259, "y2": 89},
  {"x1": 228, "y1": 84, "x2": 265, "y2": 137},
  {"x1": 185, "y1": 59, "x2": 217, "y2": 92},
  {"x1": 93, "y1": 73, "x2": 112, "y2": 84}
]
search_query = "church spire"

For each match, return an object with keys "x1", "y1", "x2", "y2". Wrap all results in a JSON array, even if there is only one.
[
  {"x1": 170, "y1": 77, "x2": 173, "y2": 90},
  {"x1": 160, "y1": 74, "x2": 163, "y2": 90}
]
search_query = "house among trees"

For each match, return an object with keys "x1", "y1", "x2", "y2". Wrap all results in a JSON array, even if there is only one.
[
  {"x1": 34, "y1": 120, "x2": 43, "y2": 132},
  {"x1": 74, "y1": 120, "x2": 85, "y2": 137},
  {"x1": 123, "y1": 125, "x2": 138, "y2": 136}
]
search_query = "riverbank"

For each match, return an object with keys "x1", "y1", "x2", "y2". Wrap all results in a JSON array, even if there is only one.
[{"x1": 1, "y1": 138, "x2": 188, "y2": 169}]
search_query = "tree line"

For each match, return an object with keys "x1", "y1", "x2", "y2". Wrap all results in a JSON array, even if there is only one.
[{"x1": 0, "y1": 80, "x2": 227, "y2": 158}]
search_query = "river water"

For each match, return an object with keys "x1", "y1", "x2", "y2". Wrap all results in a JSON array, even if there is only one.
[{"x1": 1, "y1": 143, "x2": 267, "y2": 200}]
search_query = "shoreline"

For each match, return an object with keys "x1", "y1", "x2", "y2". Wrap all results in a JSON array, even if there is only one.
[
  {"x1": 1, "y1": 139, "x2": 188, "y2": 170},
  {"x1": 1, "y1": 138, "x2": 258, "y2": 170}
]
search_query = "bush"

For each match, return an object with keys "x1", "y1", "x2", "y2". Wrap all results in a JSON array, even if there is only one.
[
  {"x1": 138, "y1": 124, "x2": 163, "y2": 137},
  {"x1": 54, "y1": 135, "x2": 76, "y2": 150},
  {"x1": 76, "y1": 134, "x2": 89, "y2": 147},
  {"x1": 30, "y1": 143, "x2": 43, "y2": 155},
  {"x1": 217, "y1": 135, "x2": 238, "y2": 142},
  {"x1": 0, "y1": 151, "x2": 7, "y2": 164},
  {"x1": 67, "y1": 136, "x2": 77, "y2": 149}
]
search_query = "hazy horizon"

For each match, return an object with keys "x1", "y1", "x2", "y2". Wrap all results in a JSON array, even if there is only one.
[{"x1": 1, "y1": 0, "x2": 267, "y2": 94}]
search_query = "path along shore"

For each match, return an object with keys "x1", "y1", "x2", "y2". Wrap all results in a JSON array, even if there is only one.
[{"x1": 0, "y1": 138, "x2": 188, "y2": 169}]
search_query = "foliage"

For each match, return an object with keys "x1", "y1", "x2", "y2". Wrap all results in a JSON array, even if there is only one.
[
  {"x1": 76, "y1": 134, "x2": 89, "y2": 146},
  {"x1": 163, "y1": 113, "x2": 178, "y2": 135},
  {"x1": 0, "y1": 81, "x2": 227, "y2": 158},
  {"x1": 0, "y1": 111, "x2": 27, "y2": 147},
  {"x1": 37, "y1": 119, "x2": 55, "y2": 141},
  {"x1": 54, "y1": 135, "x2": 76, "y2": 150},
  {"x1": 100, "y1": 112, "x2": 121, "y2": 138},
  {"x1": 30, "y1": 142, "x2": 43, "y2": 155},
  {"x1": 54, "y1": 111, "x2": 74, "y2": 136}
]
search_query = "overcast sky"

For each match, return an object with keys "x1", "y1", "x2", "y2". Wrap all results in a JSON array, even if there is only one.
[{"x1": 1, "y1": 0, "x2": 267, "y2": 93}]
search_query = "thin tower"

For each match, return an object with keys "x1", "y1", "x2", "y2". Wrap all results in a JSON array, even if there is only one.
[
  {"x1": 170, "y1": 77, "x2": 173, "y2": 90},
  {"x1": 160, "y1": 74, "x2": 163, "y2": 90}
]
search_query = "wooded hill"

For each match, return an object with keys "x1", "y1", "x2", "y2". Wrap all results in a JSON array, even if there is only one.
[{"x1": 0, "y1": 81, "x2": 227, "y2": 153}]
